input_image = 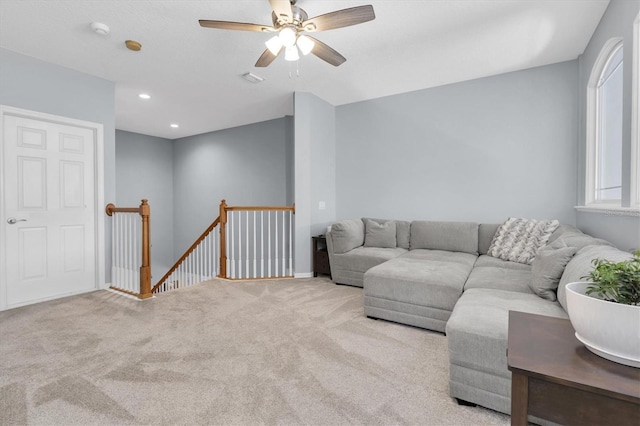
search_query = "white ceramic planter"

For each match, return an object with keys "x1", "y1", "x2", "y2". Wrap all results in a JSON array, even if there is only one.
[{"x1": 565, "y1": 282, "x2": 640, "y2": 368}]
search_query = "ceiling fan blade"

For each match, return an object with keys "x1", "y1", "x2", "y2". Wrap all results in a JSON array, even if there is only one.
[
  {"x1": 302, "y1": 5, "x2": 375, "y2": 32},
  {"x1": 199, "y1": 20, "x2": 274, "y2": 32},
  {"x1": 269, "y1": 0, "x2": 293, "y2": 24},
  {"x1": 306, "y1": 36, "x2": 346, "y2": 67},
  {"x1": 255, "y1": 47, "x2": 280, "y2": 67}
]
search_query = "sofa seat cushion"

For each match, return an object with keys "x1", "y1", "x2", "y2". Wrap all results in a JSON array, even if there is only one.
[
  {"x1": 330, "y1": 246, "x2": 407, "y2": 274},
  {"x1": 464, "y1": 266, "x2": 533, "y2": 294},
  {"x1": 364, "y1": 250, "x2": 477, "y2": 312},
  {"x1": 446, "y1": 289, "x2": 568, "y2": 379},
  {"x1": 473, "y1": 255, "x2": 532, "y2": 271},
  {"x1": 410, "y1": 221, "x2": 479, "y2": 254}
]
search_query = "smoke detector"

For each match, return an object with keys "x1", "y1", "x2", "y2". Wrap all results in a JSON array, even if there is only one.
[{"x1": 90, "y1": 22, "x2": 110, "y2": 36}]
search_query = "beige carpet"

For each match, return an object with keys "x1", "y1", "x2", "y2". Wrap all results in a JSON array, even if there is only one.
[{"x1": 0, "y1": 277, "x2": 510, "y2": 425}]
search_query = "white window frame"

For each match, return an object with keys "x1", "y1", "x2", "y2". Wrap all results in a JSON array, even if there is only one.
[
  {"x1": 631, "y1": 12, "x2": 640, "y2": 208},
  {"x1": 585, "y1": 37, "x2": 624, "y2": 207}
]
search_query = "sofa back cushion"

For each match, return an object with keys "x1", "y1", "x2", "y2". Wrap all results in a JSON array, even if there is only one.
[
  {"x1": 478, "y1": 223, "x2": 500, "y2": 255},
  {"x1": 331, "y1": 219, "x2": 365, "y2": 254},
  {"x1": 547, "y1": 224, "x2": 582, "y2": 244},
  {"x1": 557, "y1": 245, "x2": 633, "y2": 311},
  {"x1": 410, "y1": 221, "x2": 479, "y2": 254},
  {"x1": 554, "y1": 231, "x2": 613, "y2": 251},
  {"x1": 364, "y1": 219, "x2": 397, "y2": 248},
  {"x1": 396, "y1": 220, "x2": 411, "y2": 249}
]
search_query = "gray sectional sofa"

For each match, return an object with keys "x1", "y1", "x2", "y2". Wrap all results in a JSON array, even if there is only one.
[{"x1": 326, "y1": 218, "x2": 633, "y2": 417}]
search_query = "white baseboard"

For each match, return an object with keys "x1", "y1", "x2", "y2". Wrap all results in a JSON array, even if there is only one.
[
  {"x1": 294, "y1": 272, "x2": 314, "y2": 279},
  {"x1": 106, "y1": 288, "x2": 155, "y2": 301}
]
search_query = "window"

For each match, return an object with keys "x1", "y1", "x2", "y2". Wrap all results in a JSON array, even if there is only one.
[
  {"x1": 585, "y1": 39, "x2": 623, "y2": 206},
  {"x1": 596, "y1": 44, "x2": 623, "y2": 202},
  {"x1": 632, "y1": 12, "x2": 640, "y2": 207}
]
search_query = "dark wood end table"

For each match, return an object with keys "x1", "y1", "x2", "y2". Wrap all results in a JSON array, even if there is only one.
[
  {"x1": 507, "y1": 311, "x2": 640, "y2": 426},
  {"x1": 312, "y1": 235, "x2": 331, "y2": 278}
]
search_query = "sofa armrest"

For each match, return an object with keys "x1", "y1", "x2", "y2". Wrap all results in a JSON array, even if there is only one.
[{"x1": 327, "y1": 219, "x2": 365, "y2": 255}]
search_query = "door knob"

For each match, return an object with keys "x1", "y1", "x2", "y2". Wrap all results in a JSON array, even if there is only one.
[{"x1": 7, "y1": 218, "x2": 27, "y2": 225}]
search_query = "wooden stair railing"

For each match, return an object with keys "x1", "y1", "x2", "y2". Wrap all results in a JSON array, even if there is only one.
[
  {"x1": 105, "y1": 199, "x2": 152, "y2": 299},
  {"x1": 221, "y1": 200, "x2": 296, "y2": 279},
  {"x1": 152, "y1": 216, "x2": 220, "y2": 294},
  {"x1": 152, "y1": 199, "x2": 296, "y2": 294}
]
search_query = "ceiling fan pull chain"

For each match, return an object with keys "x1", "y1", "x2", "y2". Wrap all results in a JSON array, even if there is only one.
[{"x1": 296, "y1": 60, "x2": 300, "y2": 78}]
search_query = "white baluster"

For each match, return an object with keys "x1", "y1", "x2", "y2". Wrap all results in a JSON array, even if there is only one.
[
  {"x1": 203, "y1": 235, "x2": 208, "y2": 280},
  {"x1": 116, "y1": 214, "x2": 121, "y2": 288},
  {"x1": 121, "y1": 214, "x2": 127, "y2": 290},
  {"x1": 133, "y1": 215, "x2": 138, "y2": 292},
  {"x1": 282, "y1": 210, "x2": 287, "y2": 277},
  {"x1": 268, "y1": 211, "x2": 272, "y2": 277},
  {"x1": 112, "y1": 213, "x2": 117, "y2": 288},
  {"x1": 253, "y1": 212, "x2": 257, "y2": 278},
  {"x1": 245, "y1": 211, "x2": 249, "y2": 278},
  {"x1": 225, "y1": 221, "x2": 230, "y2": 278},
  {"x1": 260, "y1": 211, "x2": 264, "y2": 278},
  {"x1": 129, "y1": 214, "x2": 135, "y2": 292},
  {"x1": 231, "y1": 213, "x2": 235, "y2": 278},
  {"x1": 275, "y1": 210, "x2": 279, "y2": 277},
  {"x1": 288, "y1": 211, "x2": 293, "y2": 276}
]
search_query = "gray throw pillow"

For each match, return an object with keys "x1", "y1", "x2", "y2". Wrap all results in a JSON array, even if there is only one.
[
  {"x1": 364, "y1": 219, "x2": 396, "y2": 248},
  {"x1": 529, "y1": 241, "x2": 577, "y2": 301}
]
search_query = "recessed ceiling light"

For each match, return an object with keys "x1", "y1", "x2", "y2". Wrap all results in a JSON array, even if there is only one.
[
  {"x1": 170, "y1": 123, "x2": 179, "y2": 128},
  {"x1": 138, "y1": 93, "x2": 151, "y2": 100}
]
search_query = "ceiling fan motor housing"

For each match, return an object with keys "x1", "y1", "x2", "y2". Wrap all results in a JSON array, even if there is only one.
[{"x1": 272, "y1": 6, "x2": 308, "y2": 28}]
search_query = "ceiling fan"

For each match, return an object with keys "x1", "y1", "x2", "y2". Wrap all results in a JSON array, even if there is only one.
[{"x1": 199, "y1": 0, "x2": 375, "y2": 67}]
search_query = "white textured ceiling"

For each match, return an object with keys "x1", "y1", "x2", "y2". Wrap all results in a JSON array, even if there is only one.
[{"x1": 0, "y1": 0, "x2": 609, "y2": 139}]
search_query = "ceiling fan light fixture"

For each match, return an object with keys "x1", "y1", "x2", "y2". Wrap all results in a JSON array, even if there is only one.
[
  {"x1": 279, "y1": 26, "x2": 297, "y2": 47},
  {"x1": 265, "y1": 35, "x2": 283, "y2": 55},
  {"x1": 284, "y1": 45, "x2": 300, "y2": 62},
  {"x1": 296, "y1": 35, "x2": 314, "y2": 56}
]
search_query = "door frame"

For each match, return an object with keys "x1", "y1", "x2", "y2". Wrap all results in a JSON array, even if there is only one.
[{"x1": 0, "y1": 105, "x2": 105, "y2": 311}]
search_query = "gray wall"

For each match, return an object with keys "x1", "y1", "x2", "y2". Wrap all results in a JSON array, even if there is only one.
[
  {"x1": 172, "y1": 118, "x2": 290, "y2": 257},
  {"x1": 294, "y1": 92, "x2": 336, "y2": 276},
  {"x1": 0, "y1": 48, "x2": 116, "y2": 284},
  {"x1": 115, "y1": 130, "x2": 174, "y2": 282},
  {"x1": 336, "y1": 60, "x2": 578, "y2": 225},
  {"x1": 576, "y1": 0, "x2": 640, "y2": 251}
]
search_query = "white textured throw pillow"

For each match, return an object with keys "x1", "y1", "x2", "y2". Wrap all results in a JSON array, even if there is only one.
[{"x1": 488, "y1": 217, "x2": 560, "y2": 265}]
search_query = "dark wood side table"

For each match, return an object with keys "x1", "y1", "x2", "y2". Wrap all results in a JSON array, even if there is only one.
[
  {"x1": 507, "y1": 311, "x2": 640, "y2": 426},
  {"x1": 312, "y1": 235, "x2": 331, "y2": 278}
]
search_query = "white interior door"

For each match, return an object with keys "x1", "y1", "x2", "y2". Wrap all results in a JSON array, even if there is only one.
[{"x1": 2, "y1": 112, "x2": 98, "y2": 308}]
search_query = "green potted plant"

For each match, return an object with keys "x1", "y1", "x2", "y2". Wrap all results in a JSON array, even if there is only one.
[
  {"x1": 584, "y1": 250, "x2": 640, "y2": 305},
  {"x1": 565, "y1": 250, "x2": 640, "y2": 368}
]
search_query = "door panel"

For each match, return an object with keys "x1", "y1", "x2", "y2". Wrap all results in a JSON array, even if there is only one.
[{"x1": 3, "y1": 114, "x2": 96, "y2": 307}]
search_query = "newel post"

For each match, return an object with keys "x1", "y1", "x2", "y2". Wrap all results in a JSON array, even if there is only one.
[
  {"x1": 218, "y1": 199, "x2": 228, "y2": 278},
  {"x1": 139, "y1": 199, "x2": 153, "y2": 299}
]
